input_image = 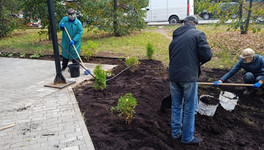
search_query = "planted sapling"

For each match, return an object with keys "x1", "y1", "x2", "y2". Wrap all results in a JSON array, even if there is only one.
[
  {"x1": 146, "y1": 43, "x2": 155, "y2": 59},
  {"x1": 111, "y1": 93, "x2": 137, "y2": 125},
  {"x1": 93, "y1": 65, "x2": 106, "y2": 90},
  {"x1": 125, "y1": 56, "x2": 139, "y2": 72}
]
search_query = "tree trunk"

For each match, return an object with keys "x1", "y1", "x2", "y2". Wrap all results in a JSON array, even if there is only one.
[
  {"x1": 239, "y1": 1, "x2": 244, "y2": 33},
  {"x1": 242, "y1": 0, "x2": 253, "y2": 34},
  {"x1": 0, "y1": 0, "x2": 4, "y2": 19},
  {"x1": 0, "y1": 0, "x2": 4, "y2": 37},
  {"x1": 113, "y1": 0, "x2": 119, "y2": 36}
]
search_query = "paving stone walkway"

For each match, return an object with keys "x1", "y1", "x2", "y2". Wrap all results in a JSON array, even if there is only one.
[{"x1": 0, "y1": 57, "x2": 116, "y2": 150}]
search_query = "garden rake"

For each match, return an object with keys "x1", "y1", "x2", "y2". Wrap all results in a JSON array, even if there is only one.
[{"x1": 64, "y1": 26, "x2": 90, "y2": 75}]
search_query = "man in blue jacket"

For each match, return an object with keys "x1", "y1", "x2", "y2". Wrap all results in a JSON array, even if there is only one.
[
  {"x1": 214, "y1": 48, "x2": 264, "y2": 95},
  {"x1": 58, "y1": 8, "x2": 83, "y2": 71},
  {"x1": 169, "y1": 15, "x2": 212, "y2": 144}
]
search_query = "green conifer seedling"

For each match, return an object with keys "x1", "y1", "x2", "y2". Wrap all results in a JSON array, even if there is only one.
[
  {"x1": 146, "y1": 43, "x2": 155, "y2": 59},
  {"x1": 93, "y1": 65, "x2": 106, "y2": 90}
]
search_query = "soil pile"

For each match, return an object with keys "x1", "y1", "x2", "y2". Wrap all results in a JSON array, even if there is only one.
[
  {"x1": 200, "y1": 96, "x2": 219, "y2": 105},
  {"x1": 74, "y1": 59, "x2": 264, "y2": 150}
]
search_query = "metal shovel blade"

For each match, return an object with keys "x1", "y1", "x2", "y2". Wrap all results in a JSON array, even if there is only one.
[{"x1": 160, "y1": 95, "x2": 171, "y2": 112}]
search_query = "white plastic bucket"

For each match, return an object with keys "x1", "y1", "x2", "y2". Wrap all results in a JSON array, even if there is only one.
[
  {"x1": 219, "y1": 91, "x2": 239, "y2": 111},
  {"x1": 198, "y1": 95, "x2": 219, "y2": 116}
]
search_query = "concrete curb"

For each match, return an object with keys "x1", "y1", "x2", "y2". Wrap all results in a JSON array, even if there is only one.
[{"x1": 68, "y1": 87, "x2": 95, "y2": 150}]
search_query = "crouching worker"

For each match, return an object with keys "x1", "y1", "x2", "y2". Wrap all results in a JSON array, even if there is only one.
[{"x1": 214, "y1": 48, "x2": 264, "y2": 95}]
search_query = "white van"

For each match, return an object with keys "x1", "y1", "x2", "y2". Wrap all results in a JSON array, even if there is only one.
[{"x1": 144, "y1": 0, "x2": 194, "y2": 24}]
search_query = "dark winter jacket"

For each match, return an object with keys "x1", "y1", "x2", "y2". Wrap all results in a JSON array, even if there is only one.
[
  {"x1": 220, "y1": 54, "x2": 264, "y2": 82},
  {"x1": 169, "y1": 23, "x2": 212, "y2": 82}
]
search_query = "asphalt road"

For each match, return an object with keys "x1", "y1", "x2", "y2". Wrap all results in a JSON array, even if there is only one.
[
  {"x1": 147, "y1": 18, "x2": 263, "y2": 26},
  {"x1": 147, "y1": 19, "x2": 221, "y2": 26}
]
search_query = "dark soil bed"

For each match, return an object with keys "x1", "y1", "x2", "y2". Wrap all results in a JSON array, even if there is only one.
[
  {"x1": 74, "y1": 58, "x2": 264, "y2": 150},
  {"x1": 200, "y1": 96, "x2": 219, "y2": 105}
]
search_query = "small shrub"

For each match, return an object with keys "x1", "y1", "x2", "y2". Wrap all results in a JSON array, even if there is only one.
[
  {"x1": 30, "y1": 54, "x2": 41, "y2": 59},
  {"x1": 93, "y1": 65, "x2": 106, "y2": 90},
  {"x1": 146, "y1": 43, "x2": 155, "y2": 59},
  {"x1": 111, "y1": 93, "x2": 137, "y2": 125},
  {"x1": 83, "y1": 40, "x2": 98, "y2": 60},
  {"x1": 0, "y1": 16, "x2": 16, "y2": 38},
  {"x1": 20, "y1": 53, "x2": 26, "y2": 58},
  {"x1": 38, "y1": 30, "x2": 48, "y2": 41},
  {"x1": 87, "y1": 26, "x2": 101, "y2": 34},
  {"x1": 0, "y1": 52, "x2": 9, "y2": 57},
  {"x1": 125, "y1": 57, "x2": 139, "y2": 72},
  {"x1": 8, "y1": 53, "x2": 14, "y2": 57}
]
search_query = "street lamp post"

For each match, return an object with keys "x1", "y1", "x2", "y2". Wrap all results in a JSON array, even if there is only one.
[{"x1": 45, "y1": 0, "x2": 75, "y2": 88}]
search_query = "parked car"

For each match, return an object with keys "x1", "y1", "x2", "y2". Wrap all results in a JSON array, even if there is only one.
[
  {"x1": 199, "y1": 2, "x2": 238, "y2": 20},
  {"x1": 144, "y1": 0, "x2": 194, "y2": 24},
  {"x1": 25, "y1": 19, "x2": 41, "y2": 28},
  {"x1": 11, "y1": 13, "x2": 42, "y2": 28}
]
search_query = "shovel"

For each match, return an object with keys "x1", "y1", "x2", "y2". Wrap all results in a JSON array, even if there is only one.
[{"x1": 160, "y1": 82, "x2": 254, "y2": 112}]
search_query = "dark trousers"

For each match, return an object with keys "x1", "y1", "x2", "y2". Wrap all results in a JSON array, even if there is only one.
[
  {"x1": 62, "y1": 57, "x2": 77, "y2": 69},
  {"x1": 243, "y1": 72, "x2": 264, "y2": 90}
]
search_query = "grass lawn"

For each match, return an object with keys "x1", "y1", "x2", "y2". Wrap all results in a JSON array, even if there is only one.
[
  {"x1": 0, "y1": 24, "x2": 263, "y2": 68},
  {"x1": 164, "y1": 24, "x2": 264, "y2": 68},
  {"x1": 199, "y1": 24, "x2": 264, "y2": 68}
]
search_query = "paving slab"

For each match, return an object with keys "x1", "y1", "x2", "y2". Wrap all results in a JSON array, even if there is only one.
[{"x1": 0, "y1": 57, "x2": 116, "y2": 150}]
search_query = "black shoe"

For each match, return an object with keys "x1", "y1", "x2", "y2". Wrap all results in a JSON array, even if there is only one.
[{"x1": 182, "y1": 137, "x2": 203, "y2": 145}]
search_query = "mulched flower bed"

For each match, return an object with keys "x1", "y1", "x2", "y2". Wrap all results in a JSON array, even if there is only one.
[{"x1": 74, "y1": 58, "x2": 264, "y2": 150}]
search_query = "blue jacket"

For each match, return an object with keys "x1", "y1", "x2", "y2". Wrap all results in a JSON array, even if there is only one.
[
  {"x1": 221, "y1": 54, "x2": 264, "y2": 82},
  {"x1": 58, "y1": 16, "x2": 83, "y2": 59},
  {"x1": 169, "y1": 23, "x2": 212, "y2": 82}
]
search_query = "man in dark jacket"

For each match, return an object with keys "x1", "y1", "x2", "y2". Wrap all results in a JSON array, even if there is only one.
[{"x1": 169, "y1": 15, "x2": 212, "y2": 145}]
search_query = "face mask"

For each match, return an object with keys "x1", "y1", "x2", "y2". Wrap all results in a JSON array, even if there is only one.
[{"x1": 68, "y1": 13, "x2": 76, "y2": 20}]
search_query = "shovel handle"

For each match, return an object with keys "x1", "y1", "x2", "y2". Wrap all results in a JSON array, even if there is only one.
[
  {"x1": 64, "y1": 27, "x2": 86, "y2": 69},
  {"x1": 198, "y1": 82, "x2": 254, "y2": 87}
]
